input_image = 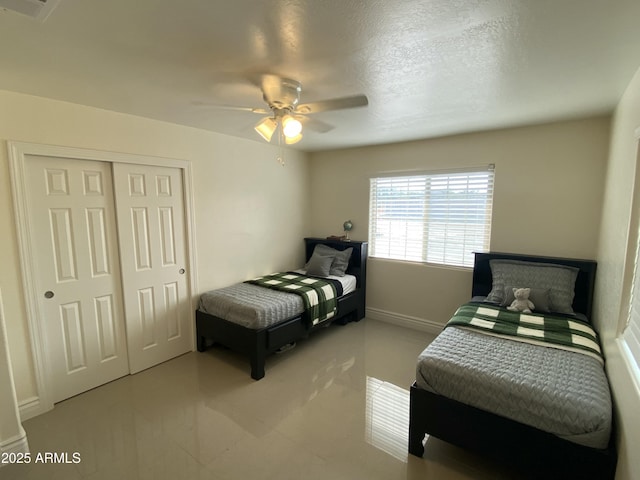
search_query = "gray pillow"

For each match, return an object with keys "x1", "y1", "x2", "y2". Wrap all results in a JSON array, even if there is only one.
[
  {"x1": 500, "y1": 286, "x2": 551, "y2": 313},
  {"x1": 306, "y1": 244, "x2": 353, "y2": 276},
  {"x1": 486, "y1": 259, "x2": 579, "y2": 314},
  {"x1": 306, "y1": 253, "x2": 333, "y2": 277},
  {"x1": 329, "y1": 247, "x2": 353, "y2": 276}
]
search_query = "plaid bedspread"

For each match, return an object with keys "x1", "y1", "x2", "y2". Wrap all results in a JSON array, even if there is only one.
[
  {"x1": 245, "y1": 272, "x2": 338, "y2": 326},
  {"x1": 446, "y1": 303, "x2": 603, "y2": 363}
]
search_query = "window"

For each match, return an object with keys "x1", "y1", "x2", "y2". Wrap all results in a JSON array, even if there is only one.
[
  {"x1": 622, "y1": 233, "x2": 640, "y2": 381},
  {"x1": 619, "y1": 137, "x2": 640, "y2": 387},
  {"x1": 368, "y1": 165, "x2": 494, "y2": 268}
]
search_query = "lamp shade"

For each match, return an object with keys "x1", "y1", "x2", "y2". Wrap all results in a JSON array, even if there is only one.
[{"x1": 254, "y1": 117, "x2": 278, "y2": 142}]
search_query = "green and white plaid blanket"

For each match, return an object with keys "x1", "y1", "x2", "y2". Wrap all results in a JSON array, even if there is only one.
[
  {"x1": 447, "y1": 303, "x2": 603, "y2": 363},
  {"x1": 246, "y1": 272, "x2": 337, "y2": 326}
]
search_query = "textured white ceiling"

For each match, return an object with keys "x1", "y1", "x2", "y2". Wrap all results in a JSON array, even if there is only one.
[{"x1": 0, "y1": 0, "x2": 639, "y2": 151}]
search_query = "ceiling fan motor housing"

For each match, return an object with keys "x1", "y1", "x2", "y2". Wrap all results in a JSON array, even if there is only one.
[{"x1": 262, "y1": 76, "x2": 301, "y2": 111}]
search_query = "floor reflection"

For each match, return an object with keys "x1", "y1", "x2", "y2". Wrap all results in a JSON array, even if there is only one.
[{"x1": 365, "y1": 376, "x2": 410, "y2": 462}]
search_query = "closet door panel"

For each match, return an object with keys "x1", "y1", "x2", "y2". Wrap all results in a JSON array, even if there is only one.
[
  {"x1": 25, "y1": 156, "x2": 129, "y2": 403},
  {"x1": 113, "y1": 163, "x2": 192, "y2": 373}
]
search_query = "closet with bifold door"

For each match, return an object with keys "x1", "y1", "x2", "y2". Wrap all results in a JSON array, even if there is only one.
[{"x1": 21, "y1": 151, "x2": 192, "y2": 404}]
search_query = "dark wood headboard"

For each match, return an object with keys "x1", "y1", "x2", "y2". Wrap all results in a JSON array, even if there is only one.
[
  {"x1": 304, "y1": 237, "x2": 368, "y2": 290},
  {"x1": 472, "y1": 251, "x2": 597, "y2": 319}
]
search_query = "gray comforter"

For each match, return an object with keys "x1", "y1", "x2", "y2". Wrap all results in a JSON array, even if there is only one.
[
  {"x1": 198, "y1": 282, "x2": 304, "y2": 329},
  {"x1": 416, "y1": 326, "x2": 612, "y2": 449}
]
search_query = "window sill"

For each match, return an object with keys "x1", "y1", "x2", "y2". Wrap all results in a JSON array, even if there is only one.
[
  {"x1": 617, "y1": 337, "x2": 640, "y2": 398},
  {"x1": 368, "y1": 255, "x2": 472, "y2": 273}
]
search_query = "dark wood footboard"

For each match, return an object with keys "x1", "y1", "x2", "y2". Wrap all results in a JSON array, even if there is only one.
[
  {"x1": 409, "y1": 383, "x2": 617, "y2": 479},
  {"x1": 196, "y1": 309, "x2": 271, "y2": 379}
]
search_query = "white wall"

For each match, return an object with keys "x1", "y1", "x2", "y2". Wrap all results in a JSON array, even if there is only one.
[
  {"x1": 594, "y1": 65, "x2": 640, "y2": 480},
  {"x1": 309, "y1": 117, "x2": 610, "y2": 328},
  {"x1": 0, "y1": 289, "x2": 28, "y2": 459},
  {"x1": 0, "y1": 90, "x2": 310, "y2": 411}
]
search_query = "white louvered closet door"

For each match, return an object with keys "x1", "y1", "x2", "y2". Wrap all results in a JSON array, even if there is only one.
[
  {"x1": 113, "y1": 163, "x2": 191, "y2": 373},
  {"x1": 26, "y1": 156, "x2": 130, "y2": 403}
]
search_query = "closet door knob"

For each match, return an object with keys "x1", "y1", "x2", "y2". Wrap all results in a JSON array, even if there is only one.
[
  {"x1": 44, "y1": 291, "x2": 55, "y2": 299},
  {"x1": 179, "y1": 268, "x2": 185, "y2": 275}
]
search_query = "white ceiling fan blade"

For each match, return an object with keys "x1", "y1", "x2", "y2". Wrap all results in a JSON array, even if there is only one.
[
  {"x1": 295, "y1": 94, "x2": 368, "y2": 114},
  {"x1": 296, "y1": 115, "x2": 334, "y2": 133},
  {"x1": 192, "y1": 101, "x2": 269, "y2": 114}
]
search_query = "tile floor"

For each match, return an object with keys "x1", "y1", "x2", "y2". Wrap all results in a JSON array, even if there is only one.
[{"x1": 3, "y1": 319, "x2": 520, "y2": 479}]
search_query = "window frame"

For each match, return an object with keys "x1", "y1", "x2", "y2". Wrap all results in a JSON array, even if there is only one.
[
  {"x1": 618, "y1": 135, "x2": 640, "y2": 392},
  {"x1": 368, "y1": 165, "x2": 495, "y2": 268}
]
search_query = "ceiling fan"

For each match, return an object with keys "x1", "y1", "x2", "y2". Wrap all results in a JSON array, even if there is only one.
[{"x1": 219, "y1": 74, "x2": 369, "y2": 145}]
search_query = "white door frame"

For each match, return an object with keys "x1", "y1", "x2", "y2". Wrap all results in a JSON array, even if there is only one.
[{"x1": 8, "y1": 141, "x2": 198, "y2": 420}]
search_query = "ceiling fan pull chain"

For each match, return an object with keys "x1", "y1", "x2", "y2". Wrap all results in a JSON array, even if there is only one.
[{"x1": 277, "y1": 127, "x2": 285, "y2": 166}]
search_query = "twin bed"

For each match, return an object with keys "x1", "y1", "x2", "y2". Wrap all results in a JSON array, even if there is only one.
[
  {"x1": 196, "y1": 237, "x2": 367, "y2": 380},
  {"x1": 409, "y1": 251, "x2": 616, "y2": 479}
]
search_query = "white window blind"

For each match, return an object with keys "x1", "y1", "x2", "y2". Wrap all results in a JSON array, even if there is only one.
[
  {"x1": 369, "y1": 166, "x2": 494, "y2": 268},
  {"x1": 622, "y1": 240, "x2": 640, "y2": 376}
]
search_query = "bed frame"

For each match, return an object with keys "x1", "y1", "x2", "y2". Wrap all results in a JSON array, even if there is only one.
[
  {"x1": 196, "y1": 237, "x2": 368, "y2": 380},
  {"x1": 408, "y1": 251, "x2": 617, "y2": 479}
]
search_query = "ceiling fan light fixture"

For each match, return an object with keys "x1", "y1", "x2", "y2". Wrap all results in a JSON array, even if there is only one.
[
  {"x1": 254, "y1": 117, "x2": 278, "y2": 142},
  {"x1": 281, "y1": 115, "x2": 302, "y2": 138}
]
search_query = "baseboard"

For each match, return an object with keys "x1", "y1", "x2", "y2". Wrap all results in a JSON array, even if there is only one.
[
  {"x1": 366, "y1": 307, "x2": 443, "y2": 335},
  {"x1": 18, "y1": 396, "x2": 46, "y2": 421},
  {"x1": 0, "y1": 427, "x2": 29, "y2": 461}
]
